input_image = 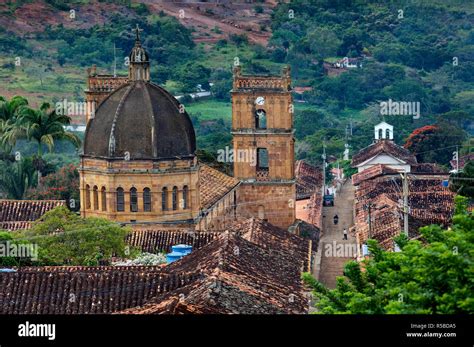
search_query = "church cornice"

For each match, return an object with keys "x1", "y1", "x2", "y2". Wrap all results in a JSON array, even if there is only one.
[{"x1": 231, "y1": 129, "x2": 294, "y2": 135}]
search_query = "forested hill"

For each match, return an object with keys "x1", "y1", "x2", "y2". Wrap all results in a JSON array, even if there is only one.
[
  {"x1": 269, "y1": 0, "x2": 474, "y2": 166},
  {"x1": 0, "y1": 0, "x2": 473, "y2": 168}
]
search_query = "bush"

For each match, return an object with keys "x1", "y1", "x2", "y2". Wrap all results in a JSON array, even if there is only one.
[{"x1": 254, "y1": 5, "x2": 264, "y2": 14}]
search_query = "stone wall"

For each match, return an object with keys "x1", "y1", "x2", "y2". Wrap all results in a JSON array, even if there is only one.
[{"x1": 79, "y1": 157, "x2": 200, "y2": 224}]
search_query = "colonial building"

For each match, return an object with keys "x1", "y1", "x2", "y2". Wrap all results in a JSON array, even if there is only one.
[
  {"x1": 80, "y1": 28, "x2": 201, "y2": 227},
  {"x1": 352, "y1": 122, "x2": 417, "y2": 173},
  {"x1": 231, "y1": 65, "x2": 296, "y2": 229},
  {"x1": 79, "y1": 29, "x2": 297, "y2": 231},
  {"x1": 351, "y1": 122, "x2": 454, "y2": 255}
]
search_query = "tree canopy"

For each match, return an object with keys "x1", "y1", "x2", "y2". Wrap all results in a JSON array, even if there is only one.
[
  {"x1": 11, "y1": 206, "x2": 130, "y2": 266},
  {"x1": 303, "y1": 196, "x2": 474, "y2": 314}
]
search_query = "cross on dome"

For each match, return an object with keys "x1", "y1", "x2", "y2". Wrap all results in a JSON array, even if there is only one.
[{"x1": 133, "y1": 24, "x2": 143, "y2": 43}]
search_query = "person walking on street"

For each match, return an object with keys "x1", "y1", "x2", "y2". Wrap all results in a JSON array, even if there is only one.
[
  {"x1": 343, "y1": 228, "x2": 348, "y2": 240},
  {"x1": 333, "y1": 214, "x2": 339, "y2": 225}
]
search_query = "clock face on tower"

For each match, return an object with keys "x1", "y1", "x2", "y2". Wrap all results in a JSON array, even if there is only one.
[{"x1": 255, "y1": 96, "x2": 265, "y2": 106}]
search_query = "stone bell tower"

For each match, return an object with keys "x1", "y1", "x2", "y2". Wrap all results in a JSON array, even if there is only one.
[{"x1": 231, "y1": 65, "x2": 296, "y2": 229}]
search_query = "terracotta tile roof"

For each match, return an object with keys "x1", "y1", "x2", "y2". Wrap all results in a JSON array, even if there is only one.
[
  {"x1": 0, "y1": 200, "x2": 66, "y2": 225},
  {"x1": 0, "y1": 221, "x2": 32, "y2": 231},
  {"x1": 127, "y1": 229, "x2": 220, "y2": 253},
  {"x1": 411, "y1": 163, "x2": 448, "y2": 174},
  {"x1": 121, "y1": 231, "x2": 308, "y2": 314},
  {"x1": 1, "y1": 218, "x2": 309, "y2": 314},
  {"x1": 293, "y1": 220, "x2": 320, "y2": 252},
  {"x1": 352, "y1": 140, "x2": 417, "y2": 167},
  {"x1": 353, "y1": 175, "x2": 455, "y2": 250},
  {"x1": 295, "y1": 160, "x2": 323, "y2": 200},
  {"x1": 225, "y1": 217, "x2": 312, "y2": 272},
  {"x1": 0, "y1": 266, "x2": 199, "y2": 314},
  {"x1": 199, "y1": 165, "x2": 239, "y2": 210},
  {"x1": 352, "y1": 164, "x2": 400, "y2": 186}
]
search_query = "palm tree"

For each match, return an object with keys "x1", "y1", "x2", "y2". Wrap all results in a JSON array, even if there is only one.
[
  {"x1": 0, "y1": 157, "x2": 37, "y2": 199},
  {"x1": 18, "y1": 102, "x2": 81, "y2": 157},
  {"x1": 0, "y1": 96, "x2": 30, "y2": 152},
  {"x1": 0, "y1": 95, "x2": 29, "y2": 121}
]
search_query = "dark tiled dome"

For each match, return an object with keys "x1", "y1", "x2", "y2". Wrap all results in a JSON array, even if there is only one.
[{"x1": 83, "y1": 81, "x2": 196, "y2": 160}]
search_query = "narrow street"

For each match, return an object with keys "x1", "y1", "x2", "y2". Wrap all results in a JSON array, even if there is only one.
[{"x1": 317, "y1": 180, "x2": 357, "y2": 289}]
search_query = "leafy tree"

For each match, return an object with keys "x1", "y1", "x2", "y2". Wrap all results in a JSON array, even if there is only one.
[
  {"x1": 303, "y1": 196, "x2": 474, "y2": 314},
  {"x1": 14, "y1": 206, "x2": 130, "y2": 266},
  {"x1": 0, "y1": 231, "x2": 37, "y2": 267},
  {"x1": 25, "y1": 164, "x2": 80, "y2": 210},
  {"x1": 404, "y1": 124, "x2": 466, "y2": 165},
  {"x1": 211, "y1": 80, "x2": 232, "y2": 101},
  {"x1": 453, "y1": 91, "x2": 474, "y2": 117},
  {"x1": 436, "y1": 111, "x2": 474, "y2": 133},
  {"x1": 113, "y1": 252, "x2": 166, "y2": 266},
  {"x1": 175, "y1": 62, "x2": 211, "y2": 93},
  {"x1": 254, "y1": 5, "x2": 264, "y2": 14},
  {"x1": 450, "y1": 161, "x2": 474, "y2": 198},
  {"x1": 334, "y1": 159, "x2": 357, "y2": 179},
  {"x1": 271, "y1": 47, "x2": 287, "y2": 63},
  {"x1": 0, "y1": 156, "x2": 37, "y2": 199},
  {"x1": 229, "y1": 33, "x2": 248, "y2": 46},
  {"x1": 306, "y1": 27, "x2": 340, "y2": 60}
]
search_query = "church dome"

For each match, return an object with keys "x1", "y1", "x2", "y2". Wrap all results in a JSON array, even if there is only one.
[
  {"x1": 83, "y1": 81, "x2": 196, "y2": 160},
  {"x1": 83, "y1": 26, "x2": 196, "y2": 160}
]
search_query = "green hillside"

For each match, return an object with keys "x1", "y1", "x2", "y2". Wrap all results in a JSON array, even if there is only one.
[{"x1": 0, "y1": 0, "x2": 473, "y2": 168}]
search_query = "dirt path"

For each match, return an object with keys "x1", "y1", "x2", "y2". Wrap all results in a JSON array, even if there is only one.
[
  {"x1": 317, "y1": 181, "x2": 357, "y2": 289},
  {"x1": 143, "y1": 1, "x2": 271, "y2": 45}
]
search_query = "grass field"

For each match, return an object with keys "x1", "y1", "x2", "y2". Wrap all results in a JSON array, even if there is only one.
[
  {"x1": 186, "y1": 99, "x2": 232, "y2": 121},
  {"x1": 185, "y1": 99, "x2": 320, "y2": 122}
]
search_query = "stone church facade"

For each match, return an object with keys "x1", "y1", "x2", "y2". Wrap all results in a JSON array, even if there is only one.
[
  {"x1": 80, "y1": 30, "x2": 296, "y2": 231},
  {"x1": 231, "y1": 66, "x2": 296, "y2": 228}
]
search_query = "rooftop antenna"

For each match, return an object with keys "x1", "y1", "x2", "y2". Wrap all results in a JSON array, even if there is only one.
[{"x1": 113, "y1": 42, "x2": 117, "y2": 77}]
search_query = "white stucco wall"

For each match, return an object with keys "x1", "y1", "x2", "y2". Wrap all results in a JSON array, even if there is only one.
[{"x1": 357, "y1": 154, "x2": 411, "y2": 173}]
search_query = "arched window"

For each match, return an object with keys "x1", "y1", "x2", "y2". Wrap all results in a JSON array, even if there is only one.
[
  {"x1": 378, "y1": 128, "x2": 383, "y2": 139},
  {"x1": 143, "y1": 188, "x2": 151, "y2": 212},
  {"x1": 85, "y1": 184, "x2": 91, "y2": 209},
  {"x1": 93, "y1": 186, "x2": 99, "y2": 210},
  {"x1": 101, "y1": 187, "x2": 107, "y2": 211},
  {"x1": 130, "y1": 187, "x2": 138, "y2": 212},
  {"x1": 258, "y1": 205, "x2": 265, "y2": 219},
  {"x1": 172, "y1": 186, "x2": 178, "y2": 210},
  {"x1": 162, "y1": 187, "x2": 168, "y2": 211},
  {"x1": 386, "y1": 128, "x2": 391, "y2": 139},
  {"x1": 116, "y1": 187, "x2": 124, "y2": 212},
  {"x1": 182, "y1": 186, "x2": 189, "y2": 209},
  {"x1": 255, "y1": 109, "x2": 267, "y2": 129}
]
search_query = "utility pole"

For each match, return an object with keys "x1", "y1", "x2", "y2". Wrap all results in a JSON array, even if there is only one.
[
  {"x1": 350, "y1": 116, "x2": 353, "y2": 136},
  {"x1": 322, "y1": 140, "x2": 327, "y2": 195},
  {"x1": 364, "y1": 202, "x2": 375, "y2": 239},
  {"x1": 400, "y1": 172, "x2": 409, "y2": 237},
  {"x1": 455, "y1": 146, "x2": 459, "y2": 172}
]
